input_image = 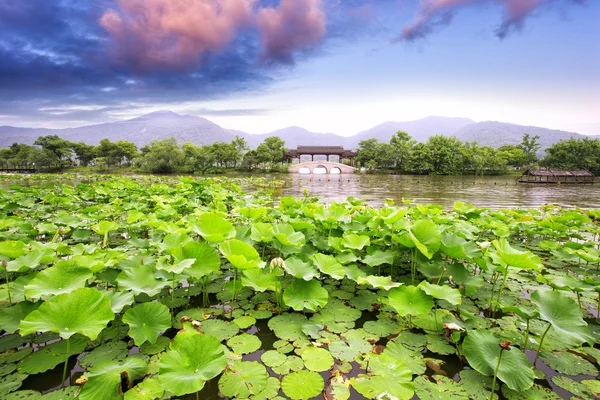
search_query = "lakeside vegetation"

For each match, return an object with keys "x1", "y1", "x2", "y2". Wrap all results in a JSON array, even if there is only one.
[
  {"x1": 0, "y1": 174, "x2": 598, "y2": 399},
  {"x1": 2, "y1": 132, "x2": 600, "y2": 176}
]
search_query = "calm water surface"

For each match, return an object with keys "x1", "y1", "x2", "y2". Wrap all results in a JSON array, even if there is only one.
[{"x1": 268, "y1": 174, "x2": 600, "y2": 209}]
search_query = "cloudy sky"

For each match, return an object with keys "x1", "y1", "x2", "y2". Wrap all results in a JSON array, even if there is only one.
[{"x1": 1, "y1": 0, "x2": 598, "y2": 136}]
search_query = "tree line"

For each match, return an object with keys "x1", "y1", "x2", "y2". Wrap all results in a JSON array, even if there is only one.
[
  {"x1": 355, "y1": 132, "x2": 600, "y2": 175},
  {"x1": 1, "y1": 132, "x2": 599, "y2": 175},
  {"x1": 0, "y1": 135, "x2": 287, "y2": 174}
]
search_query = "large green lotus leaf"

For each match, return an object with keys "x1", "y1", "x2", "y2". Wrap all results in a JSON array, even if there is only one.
[
  {"x1": 116, "y1": 265, "x2": 168, "y2": 297},
  {"x1": 140, "y1": 336, "x2": 170, "y2": 356},
  {"x1": 192, "y1": 213, "x2": 235, "y2": 243},
  {"x1": 551, "y1": 375, "x2": 595, "y2": 398},
  {"x1": 418, "y1": 281, "x2": 462, "y2": 305},
  {"x1": 301, "y1": 347, "x2": 334, "y2": 372},
  {"x1": 281, "y1": 370, "x2": 324, "y2": 400},
  {"x1": 232, "y1": 315, "x2": 256, "y2": 329},
  {"x1": 389, "y1": 285, "x2": 434, "y2": 317},
  {"x1": 463, "y1": 330, "x2": 534, "y2": 391},
  {"x1": 79, "y1": 357, "x2": 148, "y2": 400},
  {"x1": 530, "y1": 289, "x2": 594, "y2": 346},
  {"x1": 383, "y1": 341, "x2": 426, "y2": 375},
  {"x1": 356, "y1": 275, "x2": 401, "y2": 290},
  {"x1": 539, "y1": 351, "x2": 597, "y2": 375},
  {"x1": 327, "y1": 373, "x2": 350, "y2": 400},
  {"x1": 271, "y1": 355, "x2": 304, "y2": 375},
  {"x1": 6, "y1": 249, "x2": 55, "y2": 272},
  {"x1": 261, "y1": 350, "x2": 287, "y2": 368},
  {"x1": 408, "y1": 219, "x2": 441, "y2": 259},
  {"x1": 252, "y1": 376, "x2": 280, "y2": 400},
  {"x1": 179, "y1": 241, "x2": 221, "y2": 279},
  {"x1": 283, "y1": 279, "x2": 328, "y2": 312},
  {"x1": 250, "y1": 222, "x2": 274, "y2": 242},
  {"x1": 158, "y1": 232, "x2": 192, "y2": 256},
  {"x1": 242, "y1": 268, "x2": 277, "y2": 292},
  {"x1": 79, "y1": 340, "x2": 128, "y2": 370},
  {"x1": 272, "y1": 224, "x2": 305, "y2": 247},
  {"x1": 19, "y1": 288, "x2": 114, "y2": 340},
  {"x1": 283, "y1": 257, "x2": 319, "y2": 281},
  {"x1": 124, "y1": 377, "x2": 164, "y2": 400},
  {"x1": 492, "y1": 239, "x2": 543, "y2": 270},
  {"x1": 414, "y1": 375, "x2": 469, "y2": 400},
  {"x1": 227, "y1": 334, "x2": 261, "y2": 355},
  {"x1": 220, "y1": 239, "x2": 264, "y2": 269},
  {"x1": 342, "y1": 233, "x2": 370, "y2": 250},
  {"x1": 311, "y1": 253, "x2": 345, "y2": 280},
  {"x1": 100, "y1": 290, "x2": 135, "y2": 314},
  {"x1": 363, "y1": 318, "x2": 401, "y2": 338},
  {"x1": 218, "y1": 361, "x2": 268, "y2": 398},
  {"x1": 440, "y1": 232, "x2": 481, "y2": 260},
  {"x1": 155, "y1": 256, "x2": 195, "y2": 275},
  {"x1": 5, "y1": 389, "x2": 43, "y2": 399},
  {"x1": 351, "y1": 354, "x2": 414, "y2": 399},
  {"x1": 18, "y1": 335, "x2": 88, "y2": 374},
  {"x1": 458, "y1": 370, "x2": 497, "y2": 400},
  {"x1": 199, "y1": 319, "x2": 239, "y2": 342},
  {"x1": 0, "y1": 373, "x2": 27, "y2": 396},
  {"x1": 92, "y1": 221, "x2": 119, "y2": 235},
  {"x1": 123, "y1": 303, "x2": 171, "y2": 346},
  {"x1": 329, "y1": 341, "x2": 363, "y2": 363},
  {"x1": 40, "y1": 386, "x2": 80, "y2": 399},
  {"x1": 0, "y1": 301, "x2": 40, "y2": 334},
  {"x1": 24, "y1": 260, "x2": 93, "y2": 299},
  {"x1": 158, "y1": 331, "x2": 227, "y2": 396},
  {"x1": 268, "y1": 313, "x2": 308, "y2": 341},
  {"x1": 501, "y1": 383, "x2": 562, "y2": 400},
  {"x1": 362, "y1": 249, "x2": 395, "y2": 267}
]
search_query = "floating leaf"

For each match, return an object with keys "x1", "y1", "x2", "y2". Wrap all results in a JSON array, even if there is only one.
[
  {"x1": 158, "y1": 331, "x2": 227, "y2": 396},
  {"x1": 301, "y1": 347, "x2": 334, "y2": 372},
  {"x1": 79, "y1": 357, "x2": 147, "y2": 400},
  {"x1": 24, "y1": 261, "x2": 93, "y2": 299},
  {"x1": 539, "y1": 351, "x2": 597, "y2": 376},
  {"x1": 220, "y1": 239, "x2": 264, "y2": 270},
  {"x1": 179, "y1": 241, "x2": 221, "y2": 279},
  {"x1": 268, "y1": 313, "x2": 308, "y2": 341},
  {"x1": 281, "y1": 370, "x2": 324, "y2": 400},
  {"x1": 342, "y1": 234, "x2": 370, "y2": 250},
  {"x1": 79, "y1": 340, "x2": 128, "y2": 370},
  {"x1": 0, "y1": 301, "x2": 40, "y2": 334},
  {"x1": 418, "y1": 281, "x2": 462, "y2": 305},
  {"x1": 192, "y1": 213, "x2": 235, "y2": 243},
  {"x1": 18, "y1": 336, "x2": 88, "y2": 375},
  {"x1": 124, "y1": 377, "x2": 164, "y2": 400},
  {"x1": 218, "y1": 361, "x2": 268, "y2": 398},
  {"x1": 116, "y1": 265, "x2": 168, "y2": 297},
  {"x1": 199, "y1": 319, "x2": 239, "y2": 342},
  {"x1": 227, "y1": 334, "x2": 261, "y2": 355},
  {"x1": 362, "y1": 249, "x2": 395, "y2": 267},
  {"x1": 351, "y1": 353, "x2": 414, "y2": 400},
  {"x1": 311, "y1": 253, "x2": 345, "y2": 280},
  {"x1": 414, "y1": 375, "x2": 469, "y2": 400},
  {"x1": 123, "y1": 302, "x2": 171, "y2": 346},
  {"x1": 389, "y1": 285, "x2": 433, "y2": 317}
]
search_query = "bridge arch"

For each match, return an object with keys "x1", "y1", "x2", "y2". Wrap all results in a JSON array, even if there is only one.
[{"x1": 288, "y1": 161, "x2": 356, "y2": 174}]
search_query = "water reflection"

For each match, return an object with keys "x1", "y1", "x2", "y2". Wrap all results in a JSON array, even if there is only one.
[{"x1": 278, "y1": 174, "x2": 600, "y2": 209}]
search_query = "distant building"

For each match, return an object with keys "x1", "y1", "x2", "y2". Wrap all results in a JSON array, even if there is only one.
[
  {"x1": 517, "y1": 169, "x2": 594, "y2": 184},
  {"x1": 285, "y1": 146, "x2": 358, "y2": 166}
]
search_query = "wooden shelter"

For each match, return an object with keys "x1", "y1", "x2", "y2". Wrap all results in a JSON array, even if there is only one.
[
  {"x1": 517, "y1": 168, "x2": 594, "y2": 184},
  {"x1": 285, "y1": 146, "x2": 358, "y2": 166}
]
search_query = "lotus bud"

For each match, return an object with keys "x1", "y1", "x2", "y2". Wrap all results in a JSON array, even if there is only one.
[
  {"x1": 443, "y1": 323, "x2": 463, "y2": 331},
  {"x1": 1, "y1": 259, "x2": 7, "y2": 267},
  {"x1": 448, "y1": 275, "x2": 454, "y2": 284},
  {"x1": 270, "y1": 257, "x2": 285, "y2": 273}
]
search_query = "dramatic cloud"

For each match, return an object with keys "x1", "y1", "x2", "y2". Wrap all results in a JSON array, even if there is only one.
[
  {"x1": 258, "y1": 0, "x2": 326, "y2": 63},
  {"x1": 99, "y1": 0, "x2": 327, "y2": 69},
  {"x1": 396, "y1": 0, "x2": 584, "y2": 41},
  {"x1": 99, "y1": 0, "x2": 257, "y2": 70}
]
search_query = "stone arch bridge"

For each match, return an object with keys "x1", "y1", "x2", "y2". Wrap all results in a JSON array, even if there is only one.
[{"x1": 288, "y1": 161, "x2": 356, "y2": 174}]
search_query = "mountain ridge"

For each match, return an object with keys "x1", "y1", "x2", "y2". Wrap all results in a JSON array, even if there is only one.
[{"x1": 0, "y1": 111, "x2": 597, "y2": 153}]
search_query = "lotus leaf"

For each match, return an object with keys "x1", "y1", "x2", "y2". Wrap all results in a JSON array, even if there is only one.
[
  {"x1": 0, "y1": 301, "x2": 40, "y2": 334},
  {"x1": 341, "y1": 233, "x2": 370, "y2": 250},
  {"x1": 124, "y1": 377, "x2": 164, "y2": 400},
  {"x1": 283, "y1": 257, "x2": 319, "y2": 281},
  {"x1": 199, "y1": 319, "x2": 239, "y2": 341},
  {"x1": 250, "y1": 222, "x2": 274, "y2": 242},
  {"x1": 389, "y1": 285, "x2": 434, "y2": 317},
  {"x1": 0, "y1": 373, "x2": 27, "y2": 396},
  {"x1": 551, "y1": 375, "x2": 594, "y2": 398},
  {"x1": 458, "y1": 370, "x2": 498, "y2": 400},
  {"x1": 227, "y1": 333, "x2": 262, "y2": 355},
  {"x1": 79, "y1": 357, "x2": 147, "y2": 400},
  {"x1": 414, "y1": 375, "x2": 469, "y2": 400},
  {"x1": 158, "y1": 331, "x2": 227, "y2": 396},
  {"x1": 179, "y1": 241, "x2": 221, "y2": 279},
  {"x1": 301, "y1": 347, "x2": 334, "y2": 372},
  {"x1": 261, "y1": 350, "x2": 287, "y2": 368},
  {"x1": 271, "y1": 355, "x2": 304, "y2": 375},
  {"x1": 79, "y1": 340, "x2": 128, "y2": 370},
  {"x1": 418, "y1": 281, "x2": 462, "y2": 305},
  {"x1": 24, "y1": 260, "x2": 93, "y2": 299},
  {"x1": 116, "y1": 264, "x2": 168, "y2": 297},
  {"x1": 242, "y1": 268, "x2": 278, "y2": 292},
  {"x1": 501, "y1": 384, "x2": 562, "y2": 400},
  {"x1": 18, "y1": 335, "x2": 87, "y2": 374},
  {"x1": 5, "y1": 390, "x2": 42, "y2": 399},
  {"x1": 123, "y1": 302, "x2": 171, "y2": 346},
  {"x1": 363, "y1": 318, "x2": 401, "y2": 338},
  {"x1": 492, "y1": 239, "x2": 543, "y2": 270},
  {"x1": 283, "y1": 279, "x2": 328, "y2": 312},
  {"x1": 219, "y1": 361, "x2": 269, "y2": 398},
  {"x1": 463, "y1": 330, "x2": 534, "y2": 391},
  {"x1": 281, "y1": 370, "x2": 324, "y2": 400},
  {"x1": 530, "y1": 289, "x2": 594, "y2": 346},
  {"x1": 252, "y1": 376, "x2": 281, "y2": 400},
  {"x1": 233, "y1": 315, "x2": 256, "y2": 329},
  {"x1": 220, "y1": 239, "x2": 264, "y2": 269},
  {"x1": 408, "y1": 219, "x2": 441, "y2": 259},
  {"x1": 362, "y1": 249, "x2": 395, "y2": 267},
  {"x1": 356, "y1": 275, "x2": 401, "y2": 290},
  {"x1": 351, "y1": 353, "x2": 414, "y2": 399},
  {"x1": 538, "y1": 351, "x2": 597, "y2": 375},
  {"x1": 19, "y1": 288, "x2": 114, "y2": 340},
  {"x1": 101, "y1": 290, "x2": 135, "y2": 313},
  {"x1": 192, "y1": 213, "x2": 235, "y2": 243},
  {"x1": 311, "y1": 253, "x2": 345, "y2": 279},
  {"x1": 268, "y1": 313, "x2": 308, "y2": 341},
  {"x1": 383, "y1": 341, "x2": 426, "y2": 375}
]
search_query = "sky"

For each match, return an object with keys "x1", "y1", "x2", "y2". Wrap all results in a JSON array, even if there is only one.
[{"x1": 0, "y1": 0, "x2": 599, "y2": 136}]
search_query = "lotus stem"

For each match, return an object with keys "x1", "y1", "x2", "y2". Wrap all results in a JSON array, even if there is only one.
[
  {"x1": 411, "y1": 248, "x2": 417, "y2": 285},
  {"x1": 523, "y1": 319, "x2": 530, "y2": 350},
  {"x1": 490, "y1": 347, "x2": 505, "y2": 400},
  {"x1": 103, "y1": 231, "x2": 109, "y2": 248},
  {"x1": 494, "y1": 268, "x2": 510, "y2": 314},
  {"x1": 230, "y1": 267, "x2": 237, "y2": 319},
  {"x1": 534, "y1": 323, "x2": 551, "y2": 365},
  {"x1": 171, "y1": 272, "x2": 176, "y2": 313},
  {"x1": 62, "y1": 337, "x2": 71, "y2": 388},
  {"x1": 4, "y1": 268, "x2": 11, "y2": 306}
]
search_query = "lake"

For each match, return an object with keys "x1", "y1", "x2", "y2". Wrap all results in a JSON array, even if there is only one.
[{"x1": 267, "y1": 174, "x2": 600, "y2": 209}]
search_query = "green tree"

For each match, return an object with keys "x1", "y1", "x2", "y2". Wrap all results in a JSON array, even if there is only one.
[
  {"x1": 116, "y1": 140, "x2": 139, "y2": 166},
  {"x1": 541, "y1": 138, "x2": 600, "y2": 172},
  {"x1": 71, "y1": 142, "x2": 97, "y2": 166},
  {"x1": 519, "y1": 134, "x2": 541, "y2": 167},
  {"x1": 389, "y1": 131, "x2": 415, "y2": 172},
  {"x1": 497, "y1": 145, "x2": 528, "y2": 169},
  {"x1": 34, "y1": 135, "x2": 72, "y2": 166},
  {"x1": 421, "y1": 135, "x2": 465, "y2": 175},
  {"x1": 231, "y1": 136, "x2": 248, "y2": 167},
  {"x1": 256, "y1": 136, "x2": 286, "y2": 167},
  {"x1": 139, "y1": 138, "x2": 184, "y2": 173}
]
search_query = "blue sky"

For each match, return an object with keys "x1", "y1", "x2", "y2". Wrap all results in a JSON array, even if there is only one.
[{"x1": 0, "y1": 0, "x2": 598, "y2": 136}]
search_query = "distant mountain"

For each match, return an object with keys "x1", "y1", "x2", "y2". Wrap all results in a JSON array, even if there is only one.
[
  {"x1": 453, "y1": 121, "x2": 598, "y2": 156},
  {"x1": 347, "y1": 116, "x2": 476, "y2": 148},
  {"x1": 1, "y1": 111, "x2": 597, "y2": 155},
  {"x1": 0, "y1": 110, "x2": 238, "y2": 148}
]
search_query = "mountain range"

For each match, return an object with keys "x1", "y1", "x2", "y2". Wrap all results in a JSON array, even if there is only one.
[{"x1": 1, "y1": 110, "x2": 597, "y2": 155}]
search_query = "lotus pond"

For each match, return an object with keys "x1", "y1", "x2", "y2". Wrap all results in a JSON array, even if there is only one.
[{"x1": 0, "y1": 174, "x2": 599, "y2": 400}]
